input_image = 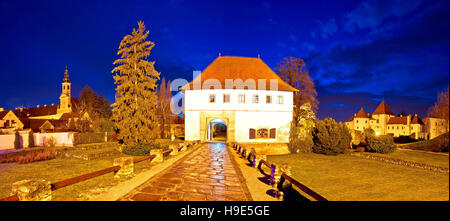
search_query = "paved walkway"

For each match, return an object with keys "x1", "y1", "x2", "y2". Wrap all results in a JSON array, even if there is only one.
[{"x1": 118, "y1": 142, "x2": 252, "y2": 201}]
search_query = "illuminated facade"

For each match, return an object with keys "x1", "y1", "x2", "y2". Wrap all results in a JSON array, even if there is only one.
[
  {"x1": 345, "y1": 100, "x2": 426, "y2": 139},
  {"x1": 182, "y1": 56, "x2": 296, "y2": 143}
]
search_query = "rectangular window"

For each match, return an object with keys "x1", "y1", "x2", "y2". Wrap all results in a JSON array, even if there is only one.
[
  {"x1": 238, "y1": 94, "x2": 245, "y2": 103},
  {"x1": 209, "y1": 94, "x2": 216, "y2": 103},
  {"x1": 223, "y1": 94, "x2": 230, "y2": 103},
  {"x1": 266, "y1": 95, "x2": 272, "y2": 104},
  {"x1": 253, "y1": 95, "x2": 259, "y2": 104},
  {"x1": 277, "y1": 95, "x2": 283, "y2": 104}
]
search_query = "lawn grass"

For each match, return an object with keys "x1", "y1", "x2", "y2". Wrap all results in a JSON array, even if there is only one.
[
  {"x1": 267, "y1": 152, "x2": 449, "y2": 201},
  {"x1": 0, "y1": 141, "x2": 183, "y2": 201}
]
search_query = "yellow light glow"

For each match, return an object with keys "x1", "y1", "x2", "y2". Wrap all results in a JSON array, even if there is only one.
[{"x1": 375, "y1": 131, "x2": 380, "y2": 136}]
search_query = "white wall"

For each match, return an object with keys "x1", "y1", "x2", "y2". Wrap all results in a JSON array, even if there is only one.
[
  {"x1": 184, "y1": 89, "x2": 293, "y2": 143},
  {"x1": 0, "y1": 132, "x2": 74, "y2": 149}
]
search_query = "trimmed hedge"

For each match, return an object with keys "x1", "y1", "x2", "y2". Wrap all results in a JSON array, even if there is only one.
[
  {"x1": 14, "y1": 131, "x2": 21, "y2": 149},
  {"x1": 365, "y1": 134, "x2": 396, "y2": 154},
  {"x1": 28, "y1": 130, "x2": 35, "y2": 148},
  {"x1": 73, "y1": 132, "x2": 105, "y2": 145},
  {"x1": 121, "y1": 143, "x2": 168, "y2": 156}
]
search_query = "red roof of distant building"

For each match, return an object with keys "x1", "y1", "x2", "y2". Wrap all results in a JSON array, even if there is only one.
[
  {"x1": 372, "y1": 100, "x2": 395, "y2": 115},
  {"x1": 355, "y1": 108, "x2": 370, "y2": 118},
  {"x1": 387, "y1": 116, "x2": 408, "y2": 125},
  {"x1": 181, "y1": 56, "x2": 298, "y2": 92},
  {"x1": 411, "y1": 115, "x2": 424, "y2": 125},
  {"x1": 0, "y1": 110, "x2": 10, "y2": 119}
]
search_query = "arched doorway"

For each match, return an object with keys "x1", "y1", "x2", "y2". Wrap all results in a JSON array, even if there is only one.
[{"x1": 207, "y1": 119, "x2": 227, "y2": 141}]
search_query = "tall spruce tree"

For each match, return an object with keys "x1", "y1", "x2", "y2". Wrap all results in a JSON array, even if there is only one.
[{"x1": 112, "y1": 21, "x2": 160, "y2": 144}]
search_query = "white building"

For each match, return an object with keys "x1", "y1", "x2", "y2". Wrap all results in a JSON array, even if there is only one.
[{"x1": 181, "y1": 56, "x2": 297, "y2": 143}]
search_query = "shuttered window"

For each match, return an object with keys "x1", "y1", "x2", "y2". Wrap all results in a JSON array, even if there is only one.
[
  {"x1": 270, "y1": 128, "x2": 276, "y2": 138},
  {"x1": 249, "y1": 128, "x2": 255, "y2": 139},
  {"x1": 256, "y1": 128, "x2": 268, "y2": 138}
]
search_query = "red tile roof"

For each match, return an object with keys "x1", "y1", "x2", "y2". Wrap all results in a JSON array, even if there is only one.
[
  {"x1": 13, "y1": 104, "x2": 58, "y2": 118},
  {"x1": 0, "y1": 110, "x2": 10, "y2": 119},
  {"x1": 411, "y1": 115, "x2": 424, "y2": 125},
  {"x1": 346, "y1": 116, "x2": 354, "y2": 122},
  {"x1": 355, "y1": 108, "x2": 370, "y2": 118},
  {"x1": 372, "y1": 100, "x2": 395, "y2": 115},
  {"x1": 387, "y1": 116, "x2": 408, "y2": 125},
  {"x1": 181, "y1": 56, "x2": 298, "y2": 92}
]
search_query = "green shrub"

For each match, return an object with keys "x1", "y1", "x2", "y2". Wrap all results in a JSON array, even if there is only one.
[
  {"x1": 14, "y1": 131, "x2": 21, "y2": 149},
  {"x1": 363, "y1": 128, "x2": 375, "y2": 137},
  {"x1": 288, "y1": 124, "x2": 314, "y2": 153},
  {"x1": 121, "y1": 143, "x2": 166, "y2": 156},
  {"x1": 73, "y1": 132, "x2": 105, "y2": 145},
  {"x1": 365, "y1": 135, "x2": 396, "y2": 153},
  {"x1": 351, "y1": 130, "x2": 365, "y2": 147},
  {"x1": 28, "y1": 130, "x2": 35, "y2": 148},
  {"x1": 312, "y1": 118, "x2": 352, "y2": 155}
]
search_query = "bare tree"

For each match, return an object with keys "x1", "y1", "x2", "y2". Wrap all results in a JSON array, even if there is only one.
[
  {"x1": 428, "y1": 86, "x2": 449, "y2": 130},
  {"x1": 157, "y1": 77, "x2": 172, "y2": 138},
  {"x1": 276, "y1": 57, "x2": 318, "y2": 124}
]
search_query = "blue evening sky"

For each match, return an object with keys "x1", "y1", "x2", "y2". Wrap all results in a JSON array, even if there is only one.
[{"x1": 0, "y1": 0, "x2": 448, "y2": 121}]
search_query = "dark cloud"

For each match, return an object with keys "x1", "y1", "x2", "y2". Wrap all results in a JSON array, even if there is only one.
[
  {"x1": 308, "y1": 1, "x2": 449, "y2": 121},
  {"x1": 318, "y1": 18, "x2": 338, "y2": 38},
  {"x1": 344, "y1": 0, "x2": 423, "y2": 32}
]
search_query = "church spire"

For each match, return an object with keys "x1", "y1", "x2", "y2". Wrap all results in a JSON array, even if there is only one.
[{"x1": 63, "y1": 65, "x2": 70, "y2": 83}]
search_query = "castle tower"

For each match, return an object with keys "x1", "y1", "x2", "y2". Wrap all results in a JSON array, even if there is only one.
[
  {"x1": 371, "y1": 99, "x2": 395, "y2": 135},
  {"x1": 57, "y1": 66, "x2": 72, "y2": 114}
]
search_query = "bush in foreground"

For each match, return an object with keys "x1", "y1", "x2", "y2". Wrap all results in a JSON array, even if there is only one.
[
  {"x1": 73, "y1": 132, "x2": 105, "y2": 145},
  {"x1": 121, "y1": 143, "x2": 167, "y2": 156},
  {"x1": 312, "y1": 118, "x2": 352, "y2": 155},
  {"x1": 0, "y1": 149, "x2": 57, "y2": 164},
  {"x1": 365, "y1": 134, "x2": 396, "y2": 154}
]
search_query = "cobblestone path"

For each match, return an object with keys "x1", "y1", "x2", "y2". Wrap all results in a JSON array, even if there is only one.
[{"x1": 118, "y1": 142, "x2": 253, "y2": 201}]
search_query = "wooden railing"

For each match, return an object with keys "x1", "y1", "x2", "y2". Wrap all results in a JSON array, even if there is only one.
[
  {"x1": 232, "y1": 143, "x2": 328, "y2": 201},
  {"x1": 0, "y1": 146, "x2": 181, "y2": 201}
]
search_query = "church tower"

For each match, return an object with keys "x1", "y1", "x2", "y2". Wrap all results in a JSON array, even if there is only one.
[{"x1": 57, "y1": 66, "x2": 72, "y2": 113}]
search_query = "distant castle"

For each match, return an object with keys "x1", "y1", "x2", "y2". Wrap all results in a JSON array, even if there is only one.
[
  {"x1": 345, "y1": 100, "x2": 448, "y2": 140},
  {"x1": 0, "y1": 67, "x2": 88, "y2": 133}
]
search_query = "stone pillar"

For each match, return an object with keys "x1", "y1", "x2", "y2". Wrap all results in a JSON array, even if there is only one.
[
  {"x1": 113, "y1": 157, "x2": 134, "y2": 179},
  {"x1": 274, "y1": 163, "x2": 291, "y2": 184},
  {"x1": 150, "y1": 149, "x2": 164, "y2": 163},
  {"x1": 169, "y1": 144, "x2": 178, "y2": 156},
  {"x1": 254, "y1": 154, "x2": 267, "y2": 168},
  {"x1": 242, "y1": 149, "x2": 247, "y2": 158},
  {"x1": 12, "y1": 179, "x2": 52, "y2": 201},
  {"x1": 179, "y1": 143, "x2": 186, "y2": 152}
]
